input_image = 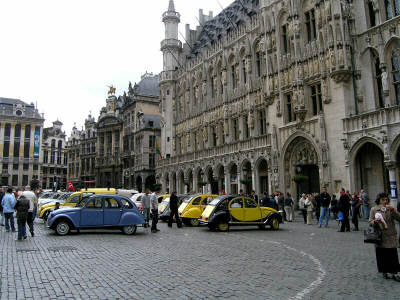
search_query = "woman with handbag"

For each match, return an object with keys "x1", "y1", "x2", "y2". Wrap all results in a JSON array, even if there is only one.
[{"x1": 369, "y1": 193, "x2": 400, "y2": 281}]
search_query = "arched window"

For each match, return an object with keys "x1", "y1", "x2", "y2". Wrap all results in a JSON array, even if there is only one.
[
  {"x1": 373, "y1": 53, "x2": 385, "y2": 108},
  {"x1": 240, "y1": 49, "x2": 247, "y2": 85},
  {"x1": 279, "y1": 12, "x2": 290, "y2": 54},
  {"x1": 209, "y1": 67, "x2": 216, "y2": 98},
  {"x1": 391, "y1": 50, "x2": 400, "y2": 104},
  {"x1": 367, "y1": 1, "x2": 376, "y2": 27},
  {"x1": 255, "y1": 41, "x2": 263, "y2": 78},
  {"x1": 385, "y1": 0, "x2": 400, "y2": 20},
  {"x1": 229, "y1": 55, "x2": 238, "y2": 90},
  {"x1": 51, "y1": 139, "x2": 56, "y2": 149}
]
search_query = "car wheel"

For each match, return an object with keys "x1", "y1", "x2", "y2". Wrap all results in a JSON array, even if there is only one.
[
  {"x1": 270, "y1": 217, "x2": 280, "y2": 231},
  {"x1": 122, "y1": 225, "x2": 137, "y2": 235},
  {"x1": 258, "y1": 224, "x2": 266, "y2": 230},
  {"x1": 55, "y1": 220, "x2": 71, "y2": 236},
  {"x1": 217, "y1": 222, "x2": 229, "y2": 232},
  {"x1": 190, "y1": 219, "x2": 200, "y2": 227}
]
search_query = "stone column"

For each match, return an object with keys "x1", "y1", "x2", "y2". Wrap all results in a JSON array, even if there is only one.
[
  {"x1": 386, "y1": 162, "x2": 398, "y2": 207},
  {"x1": 224, "y1": 170, "x2": 230, "y2": 194},
  {"x1": 252, "y1": 168, "x2": 257, "y2": 196}
]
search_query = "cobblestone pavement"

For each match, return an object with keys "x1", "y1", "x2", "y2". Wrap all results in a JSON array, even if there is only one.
[{"x1": 0, "y1": 214, "x2": 399, "y2": 300}]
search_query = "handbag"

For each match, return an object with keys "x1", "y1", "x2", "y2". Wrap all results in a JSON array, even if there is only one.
[
  {"x1": 364, "y1": 224, "x2": 382, "y2": 244},
  {"x1": 338, "y1": 212, "x2": 344, "y2": 221}
]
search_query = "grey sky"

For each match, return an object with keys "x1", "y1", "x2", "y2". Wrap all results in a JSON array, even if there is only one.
[{"x1": 0, "y1": 0, "x2": 232, "y2": 135}]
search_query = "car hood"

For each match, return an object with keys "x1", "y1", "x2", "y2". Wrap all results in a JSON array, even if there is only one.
[
  {"x1": 178, "y1": 202, "x2": 188, "y2": 214},
  {"x1": 51, "y1": 207, "x2": 81, "y2": 216}
]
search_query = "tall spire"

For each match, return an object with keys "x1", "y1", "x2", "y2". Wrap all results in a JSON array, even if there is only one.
[{"x1": 168, "y1": 0, "x2": 175, "y2": 12}]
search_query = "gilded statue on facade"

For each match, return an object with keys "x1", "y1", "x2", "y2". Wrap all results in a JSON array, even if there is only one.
[{"x1": 107, "y1": 85, "x2": 116, "y2": 95}]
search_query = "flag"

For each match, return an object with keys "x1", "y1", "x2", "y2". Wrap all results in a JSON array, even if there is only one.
[
  {"x1": 68, "y1": 180, "x2": 75, "y2": 192},
  {"x1": 155, "y1": 140, "x2": 162, "y2": 158}
]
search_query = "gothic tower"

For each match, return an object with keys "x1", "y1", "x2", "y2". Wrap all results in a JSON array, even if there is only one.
[{"x1": 160, "y1": 0, "x2": 181, "y2": 158}]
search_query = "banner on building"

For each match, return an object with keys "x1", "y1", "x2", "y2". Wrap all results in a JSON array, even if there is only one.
[{"x1": 34, "y1": 127, "x2": 40, "y2": 158}]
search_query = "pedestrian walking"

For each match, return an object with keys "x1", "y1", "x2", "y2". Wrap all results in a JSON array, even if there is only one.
[
  {"x1": 351, "y1": 193, "x2": 361, "y2": 231},
  {"x1": 168, "y1": 191, "x2": 182, "y2": 228},
  {"x1": 14, "y1": 195, "x2": 30, "y2": 241},
  {"x1": 319, "y1": 187, "x2": 331, "y2": 228},
  {"x1": 0, "y1": 187, "x2": 5, "y2": 226},
  {"x1": 338, "y1": 188, "x2": 351, "y2": 232},
  {"x1": 150, "y1": 188, "x2": 160, "y2": 233},
  {"x1": 278, "y1": 193, "x2": 285, "y2": 220},
  {"x1": 369, "y1": 193, "x2": 400, "y2": 281},
  {"x1": 314, "y1": 193, "x2": 321, "y2": 222},
  {"x1": 361, "y1": 189, "x2": 370, "y2": 219},
  {"x1": 284, "y1": 193, "x2": 294, "y2": 222},
  {"x1": 305, "y1": 195, "x2": 313, "y2": 225},
  {"x1": 142, "y1": 189, "x2": 151, "y2": 228},
  {"x1": 331, "y1": 194, "x2": 338, "y2": 220},
  {"x1": 299, "y1": 193, "x2": 307, "y2": 224},
  {"x1": 2, "y1": 187, "x2": 16, "y2": 232},
  {"x1": 260, "y1": 192, "x2": 268, "y2": 207},
  {"x1": 23, "y1": 186, "x2": 37, "y2": 237},
  {"x1": 251, "y1": 191, "x2": 258, "y2": 204}
]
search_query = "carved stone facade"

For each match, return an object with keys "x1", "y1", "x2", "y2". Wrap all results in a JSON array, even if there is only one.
[{"x1": 157, "y1": 0, "x2": 400, "y2": 204}]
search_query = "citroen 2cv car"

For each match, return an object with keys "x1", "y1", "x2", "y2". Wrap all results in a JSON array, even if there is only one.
[
  {"x1": 47, "y1": 194, "x2": 145, "y2": 236},
  {"x1": 178, "y1": 194, "x2": 218, "y2": 226},
  {"x1": 200, "y1": 195, "x2": 282, "y2": 231}
]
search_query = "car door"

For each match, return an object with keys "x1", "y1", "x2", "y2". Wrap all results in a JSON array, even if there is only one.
[
  {"x1": 103, "y1": 197, "x2": 122, "y2": 226},
  {"x1": 243, "y1": 197, "x2": 262, "y2": 222},
  {"x1": 80, "y1": 197, "x2": 104, "y2": 227},
  {"x1": 200, "y1": 197, "x2": 212, "y2": 213},
  {"x1": 229, "y1": 197, "x2": 245, "y2": 222}
]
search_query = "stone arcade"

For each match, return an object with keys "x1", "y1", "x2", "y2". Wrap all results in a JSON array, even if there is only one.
[{"x1": 157, "y1": 0, "x2": 400, "y2": 205}]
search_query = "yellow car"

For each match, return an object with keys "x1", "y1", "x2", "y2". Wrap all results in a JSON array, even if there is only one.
[
  {"x1": 39, "y1": 188, "x2": 117, "y2": 220},
  {"x1": 178, "y1": 194, "x2": 218, "y2": 226},
  {"x1": 200, "y1": 195, "x2": 282, "y2": 232}
]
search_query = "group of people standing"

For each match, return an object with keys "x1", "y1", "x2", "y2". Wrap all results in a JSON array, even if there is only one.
[{"x1": 0, "y1": 186, "x2": 38, "y2": 241}]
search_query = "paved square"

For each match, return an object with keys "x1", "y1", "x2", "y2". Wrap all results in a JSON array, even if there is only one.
[{"x1": 0, "y1": 216, "x2": 399, "y2": 300}]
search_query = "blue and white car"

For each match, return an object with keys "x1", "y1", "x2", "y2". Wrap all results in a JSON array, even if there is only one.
[{"x1": 47, "y1": 195, "x2": 145, "y2": 236}]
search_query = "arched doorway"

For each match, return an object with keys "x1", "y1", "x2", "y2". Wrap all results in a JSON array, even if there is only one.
[
  {"x1": 354, "y1": 142, "x2": 388, "y2": 199},
  {"x1": 241, "y1": 160, "x2": 252, "y2": 195},
  {"x1": 229, "y1": 163, "x2": 238, "y2": 195},
  {"x1": 206, "y1": 167, "x2": 218, "y2": 195},
  {"x1": 217, "y1": 165, "x2": 225, "y2": 194},
  {"x1": 284, "y1": 137, "x2": 320, "y2": 200},
  {"x1": 187, "y1": 169, "x2": 193, "y2": 193},
  {"x1": 145, "y1": 175, "x2": 156, "y2": 190},
  {"x1": 136, "y1": 176, "x2": 143, "y2": 193},
  {"x1": 257, "y1": 159, "x2": 269, "y2": 195},
  {"x1": 178, "y1": 171, "x2": 185, "y2": 194}
]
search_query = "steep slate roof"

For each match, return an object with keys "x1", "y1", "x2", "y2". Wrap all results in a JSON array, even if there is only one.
[
  {"x1": 142, "y1": 114, "x2": 161, "y2": 130},
  {"x1": 135, "y1": 75, "x2": 160, "y2": 97},
  {"x1": 190, "y1": 0, "x2": 259, "y2": 56},
  {"x1": 0, "y1": 97, "x2": 30, "y2": 106}
]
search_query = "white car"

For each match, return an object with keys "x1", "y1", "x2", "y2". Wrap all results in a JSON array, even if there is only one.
[{"x1": 130, "y1": 193, "x2": 145, "y2": 212}]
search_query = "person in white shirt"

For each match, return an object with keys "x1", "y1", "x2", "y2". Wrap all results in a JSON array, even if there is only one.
[
  {"x1": 22, "y1": 186, "x2": 37, "y2": 237},
  {"x1": 150, "y1": 189, "x2": 160, "y2": 233}
]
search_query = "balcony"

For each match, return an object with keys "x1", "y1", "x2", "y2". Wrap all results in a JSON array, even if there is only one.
[
  {"x1": 159, "y1": 70, "x2": 175, "y2": 83},
  {"x1": 160, "y1": 39, "x2": 182, "y2": 51},
  {"x1": 343, "y1": 106, "x2": 400, "y2": 133}
]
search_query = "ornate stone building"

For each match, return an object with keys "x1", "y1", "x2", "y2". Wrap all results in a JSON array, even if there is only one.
[
  {"x1": 66, "y1": 125, "x2": 82, "y2": 188},
  {"x1": 157, "y1": 0, "x2": 400, "y2": 204},
  {"x1": 0, "y1": 97, "x2": 44, "y2": 187},
  {"x1": 79, "y1": 114, "x2": 97, "y2": 188},
  {"x1": 121, "y1": 73, "x2": 161, "y2": 192},
  {"x1": 95, "y1": 92, "x2": 124, "y2": 188},
  {"x1": 41, "y1": 120, "x2": 68, "y2": 189}
]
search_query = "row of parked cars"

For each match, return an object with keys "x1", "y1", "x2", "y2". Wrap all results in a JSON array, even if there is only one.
[
  {"x1": 41, "y1": 190, "x2": 282, "y2": 236},
  {"x1": 129, "y1": 193, "x2": 283, "y2": 232}
]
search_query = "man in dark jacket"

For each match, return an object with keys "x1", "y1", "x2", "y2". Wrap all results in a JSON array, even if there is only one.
[
  {"x1": 318, "y1": 187, "x2": 331, "y2": 228},
  {"x1": 14, "y1": 195, "x2": 30, "y2": 241},
  {"x1": 168, "y1": 192, "x2": 182, "y2": 228},
  {"x1": 314, "y1": 193, "x2": 321, "y2": 221},
  {"x1": 338, "y1": 188, "x2": 351, "y2": 232}
]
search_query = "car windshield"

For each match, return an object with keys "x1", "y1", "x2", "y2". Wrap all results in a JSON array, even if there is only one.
[
  {"x1": 53, "y1": 193, "x2": 63, "y2": 199},
  {"x1": 162, "y1": 197, "x2": 170, "y2": 204},
  {"x1": 58, "y1": 193, "x2": 71, "y2": 201},
  {"x1": 209, "y1": 197, "x2": 223, "y2": 206},
  {"x1": 183, "y1": 195, "x2": 195, "y2": 203},
  {"x1": 77, "y1": 196, "x2": 92, "y2": 207},
  {"x1": 41, "y1": 193, "x2": 53, "y2": 199}
]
